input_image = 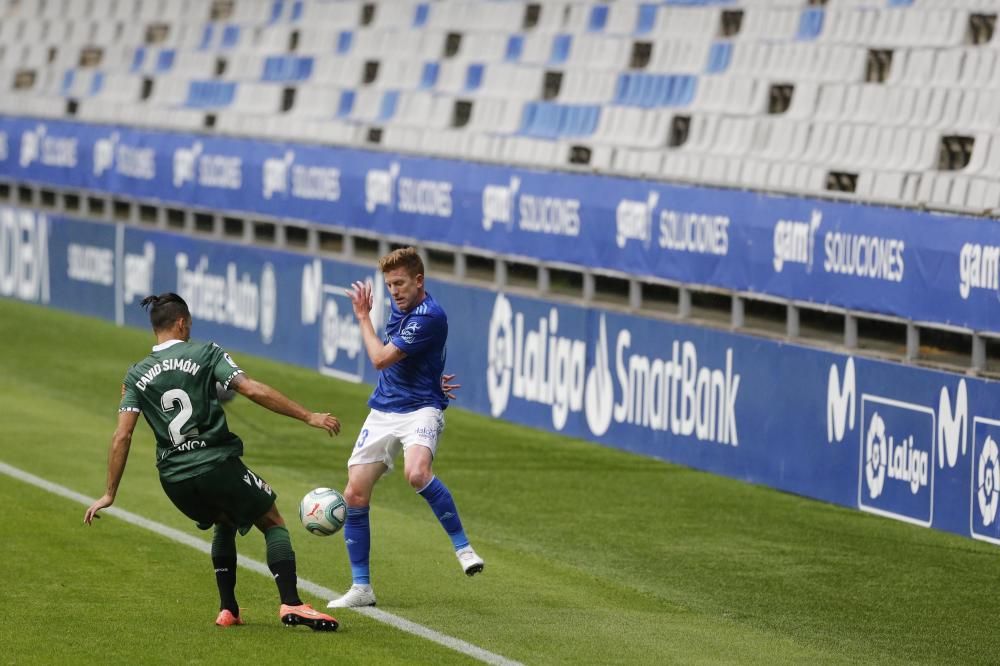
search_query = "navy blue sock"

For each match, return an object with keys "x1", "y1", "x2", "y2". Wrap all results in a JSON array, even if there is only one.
[
  {"x1": 418, "y1": 477, "x2": 469, "y2": 550},
  {"x1": 344, "y1": 507, "x2": 371, "y2": 585}
]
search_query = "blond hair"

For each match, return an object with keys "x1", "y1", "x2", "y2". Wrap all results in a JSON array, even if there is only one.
[{"x1": 378, "y1": 247, "x2": 424, "y2": 276}]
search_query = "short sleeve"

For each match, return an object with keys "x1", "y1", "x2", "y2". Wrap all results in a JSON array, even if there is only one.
[
  {"x1": 211, "y1": 343, "x2": 245, "y2": 389},
  {"x1": 390, "y1": 312, "x2": 445, "y2": 356},
  {"x1": 118, "y1": 372, "x2": 141, "y2": 414}
]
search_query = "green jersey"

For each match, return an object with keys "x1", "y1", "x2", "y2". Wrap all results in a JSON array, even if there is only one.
[{"x1": 119, "y1": 340, "x2": 245, "y2": 482}]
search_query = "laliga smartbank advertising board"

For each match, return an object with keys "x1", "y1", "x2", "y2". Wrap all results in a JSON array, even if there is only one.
[{"x1": 2, "y1": 206, "x2": 999, "y2": 545}]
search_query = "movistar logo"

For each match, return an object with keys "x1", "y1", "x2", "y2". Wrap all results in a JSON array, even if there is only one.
[
  {"x1": 938, "y1": 381, "x2": 967, "y2": 469},
  {"x1": 827, "y1": 358, "x2": 856, "y2": 443}
]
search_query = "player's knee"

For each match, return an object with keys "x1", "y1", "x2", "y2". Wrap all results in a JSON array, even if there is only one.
[
  {"x1": 343, "y1": 484, "x2": 371, "y2": 508},
  {"x1": 254, "y1": 504, "x2": 284, "y2": 532},
  {"x1": 405, "y1": 467, "x2": 433, "y2": 490}
]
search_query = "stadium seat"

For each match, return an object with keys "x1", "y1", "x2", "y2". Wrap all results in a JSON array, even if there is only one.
[{"x1": 3, "y1": 0, "x2": 1000, "y2": 208}]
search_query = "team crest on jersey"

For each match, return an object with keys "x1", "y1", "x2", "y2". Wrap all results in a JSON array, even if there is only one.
[
  {"x1": 224, "y1": 352, "x2": 239, "y2": 368},
  {"x1": 400, "y1": 321, "x2": 421, "y2": 344}
]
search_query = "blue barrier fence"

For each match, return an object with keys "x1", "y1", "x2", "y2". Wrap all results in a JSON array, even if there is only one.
[
  {"x1": 0, "y1": 116, "x2": 998, "y2": 333},
  {"x1": 2, "y1": 205, "x2": 999, "y2": 545}
]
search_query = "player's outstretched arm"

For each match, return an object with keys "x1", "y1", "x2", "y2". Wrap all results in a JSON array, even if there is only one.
[
  {"x1": 84, "y1": 410, "x2": 140, "y2": 525},
  {"x1": 230, "y1": 373, "x2": 341, "y2": 436},
  {"x1": 346, "y1": 280, "x2": 407, "y2": 370}
]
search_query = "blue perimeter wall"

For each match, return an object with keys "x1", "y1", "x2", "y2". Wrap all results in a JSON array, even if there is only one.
[
  {"x1": 2, "y1": 206, "x2": 1000, "y2": 547},
  {"x1": 1, "y1": 115, "x2": 1000, "y2": 332}
]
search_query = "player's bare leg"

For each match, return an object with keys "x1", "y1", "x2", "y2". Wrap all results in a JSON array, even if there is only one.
[
  {"x1": 255, "y1": 504, "x2": 338, "y2": 630},
  {"x1": 405, "y1": 446, "x2": 484, "y2": 576},
  {"x1": 328, "y1": 462, "x2": 386, "y2": 608}
]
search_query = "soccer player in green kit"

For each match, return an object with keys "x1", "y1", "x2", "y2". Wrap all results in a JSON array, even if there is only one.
[{"x1": 84, "y1": 292, "x2": 341, "y2": 631}]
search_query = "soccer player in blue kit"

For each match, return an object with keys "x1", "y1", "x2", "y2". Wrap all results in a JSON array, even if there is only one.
[{"x1": 328, "y1": 247, "x2": 483, "y2": 608}]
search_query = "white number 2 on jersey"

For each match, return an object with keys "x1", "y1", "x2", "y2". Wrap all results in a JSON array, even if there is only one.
[{"x1": 160, "y1": 388, "x2": 193, "y2": 446}]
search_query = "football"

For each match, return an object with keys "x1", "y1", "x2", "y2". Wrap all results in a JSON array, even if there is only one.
[{"x1": 299, "y1": 487, "x2": 348, "y2": 536}]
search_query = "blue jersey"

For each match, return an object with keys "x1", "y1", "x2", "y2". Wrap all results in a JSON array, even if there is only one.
[{"x1": 369, "y1": 292, "x2": 449, "y2": 413}]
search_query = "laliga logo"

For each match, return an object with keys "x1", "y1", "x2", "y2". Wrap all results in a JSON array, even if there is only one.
[
  {"x1": 19, "y1": 124, "x2": 44, "y2": 167},
  {"x1": 827, "y1": 358, "x2": 855, "y2": 443},
  {"x1": 482, "y1": 177, "x2": 520, "y2": 231},
  {"x1": 302, "y1": 260, "x2": 382, "y2": 365},
  {"x1": 615, "y1": 191, "x2": 658, "y2": 249},
  {"x1": 263, "y1": 151, "x2": 294, "y2": 199},
  {"x1": 93, "y1": 132, "x2": 119, "y2": 177},
  {"x1": 485, "y1": 293, "x2": 612, "y2": 433},
  {"x1": 978, "y1": 436, "x2": 1000, "y2": 526},
  {"x1": 365, "y1": 162, "x2": 400, "y2": 213},
  {"x1": 486, "y1": 293, "x2": 514, "y2": 417},
  {"x1": 173, "y1": 142, "x2": 203, "y2": 187},
  {"x1": 865, "y1": 412, "x2": 888, "y2": 499}
]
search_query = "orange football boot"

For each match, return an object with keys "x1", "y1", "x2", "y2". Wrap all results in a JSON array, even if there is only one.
[
  {"x1": 279, "y1": 603, "x2": 339, "y2": 631},
  {"x1": 215, "y1": 609, "x2": 244, "y2": 627}
]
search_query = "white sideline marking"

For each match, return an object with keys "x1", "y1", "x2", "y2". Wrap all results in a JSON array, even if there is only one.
[{"x1": 0, "y1": 461, "x2": 520, "y2": 666}]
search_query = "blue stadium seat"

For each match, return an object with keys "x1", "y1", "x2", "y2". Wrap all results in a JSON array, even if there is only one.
[
  {"x1": 184, "y1": 80, "x2": 236, "y2": 109},
  {"x1": 588, "y1": 5, "x2": 608, "y2": 32},
  {"x1": 615, "y1": 73, "x2": 697, "y2": 108},
  {"x1": 337, "y1": 89, "x2": 355, "y2": 118},
  {"x1": 465, "y1": 63, "x2": 484, "y2": 92},
  {"x1": 131, "y1": 48, "x2": 175, "y2": 74},
  {"x1": 413, "y1": 3, "x2": 429, "y2": 28},
  {"x1": 550, "y1": 34, "x2": 572, "y2": 65},
  {"x1": 520, "y1": 102, "x2": 601, "y2": 139},
  {"x1": 61, "y1": 70, "x2": 75, "y2": 95},
  {"x1": 337, "y1": 31, "x2": 353, "y2": 55},
  {"x1": 378, "y1": 90, "x2": 399, "y2": 122},
  {"x1": 505, "y1": 35, "x2": 524, "y2": 63},
  {"x1": 268, "y1": 0, "x2": 303, "y2": 24},
  {"x1": 156, "y1": 50, "x2": 176, "y2": 73},
  {"x1": 705, "y1": 42, "x2": 732, "y2": 74},
  {"x1": 796, "y1": 8, "x2": 824, "y2": 41},
  {"x1": 130, "y1": 48, "x2": 146, "y2": 73},
  {"x1": 635, "y1": 4, "x2": 657, "y2": 34},
  {"x1": 262, "y1": 55, "x2": 314, "y2": 82},
  {"x1": 269, "y1": 0, "x2": 284, "y2": 23},
  {"x1": 198, "y1": 24, "x2": 241, "y2": 51},
  {"x1": 221, "y1": 25, "x2": 240, "y2": 49},
  {"x1": 420, "y1": 62, "x2": 439, "y2": 89}
]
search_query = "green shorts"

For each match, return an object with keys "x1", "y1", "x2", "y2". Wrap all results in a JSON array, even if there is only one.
[{"x1": 160, "y1": 457, "x2": 277, "y2": 536}]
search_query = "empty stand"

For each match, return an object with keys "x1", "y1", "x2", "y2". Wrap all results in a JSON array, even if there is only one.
[{"x1": 3, "y1": 0, "x2": 1000, "y2": 210}]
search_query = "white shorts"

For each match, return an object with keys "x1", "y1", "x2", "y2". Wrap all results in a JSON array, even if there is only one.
[{"x1": 347, "y1": 407, "x2": 445, "y2": 471}]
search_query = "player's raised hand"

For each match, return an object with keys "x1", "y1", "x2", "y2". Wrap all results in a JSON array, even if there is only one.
[
  {"x1": 441, "y1": 373, "x2": 461, "y2": 400},
  {"x1": 308, "y1": 412, "x2": 341, "y2": 436},
  {"x1": 346, "y1": 280, "x2": 374, "y2": 319},
  {"x1": 84, "y1": 494, "x2": 114, "y2": 525}
]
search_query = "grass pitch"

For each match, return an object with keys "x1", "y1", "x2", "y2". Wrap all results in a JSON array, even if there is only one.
[{"x1": 1, "y1": 298, "x2": 998, "y2": 665}]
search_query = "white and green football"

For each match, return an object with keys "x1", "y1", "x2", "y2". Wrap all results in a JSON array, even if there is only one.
[{"x1": 299, "y1": 487, "x2": 347, "y2": 536}]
